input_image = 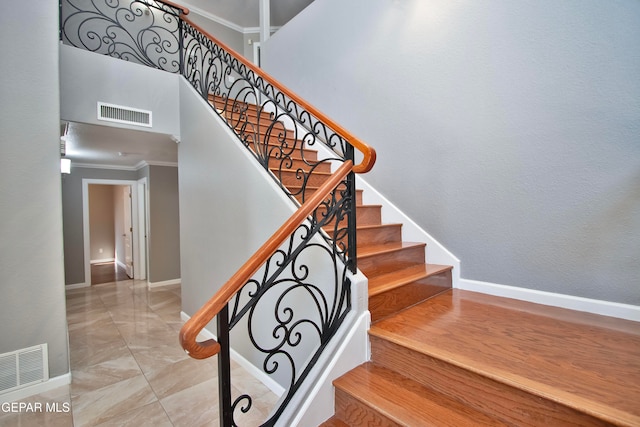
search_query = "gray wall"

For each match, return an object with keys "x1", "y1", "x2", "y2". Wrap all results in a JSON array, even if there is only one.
[
  {"x1": 0, "y1": 0, "x2": 69, "y2": 377},
  {"x1": 262, "y1": 0, "x2": 640, "y2": 305},
  {"x1": 187, "y1": 11, "x2": 245, "y2": 56},
  {"x1": 61, "y1": 168, "x2": 139, "y2": 285},
  {"x1": 147, "y1": 165, "x2": 181, "y2": 283}
]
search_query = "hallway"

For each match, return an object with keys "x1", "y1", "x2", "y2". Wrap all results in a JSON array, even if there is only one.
[
  {"x1": 0, "y1": 280, "x2": 278, "y2": 426},
  {"x1": 90, "y1": 262, "x2": 129, "y2": 285}
]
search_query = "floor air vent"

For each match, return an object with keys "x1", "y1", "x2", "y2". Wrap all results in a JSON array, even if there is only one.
[
  {"x1": 0, "y1": 344, "x2": 49, "y2": 394},
  {"x1": 97, "y1": 102, "x2": 152, "y2": 127}
]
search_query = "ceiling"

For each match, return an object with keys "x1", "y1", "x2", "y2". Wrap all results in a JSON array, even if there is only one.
[
  {"x1": 62, "y1": 122, "x2": 179, "y2": 170},
  {"x1": 183, "y1": 0, "x2": 314, "y2": 29},
  {"x1": 63, "y1": 0, "x2": 314, "y2": 170}
]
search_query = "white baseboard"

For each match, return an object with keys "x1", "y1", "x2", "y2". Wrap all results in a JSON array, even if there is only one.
[
  {"x1": 179, "y1": 312, "x2": 285, "y2": 396},
  {"x1": 115, "y1": 259, "x2": 127, "y2": 270},
  {"x1": 90, "y1": 258, "x2": 115, "y2": 264},
  {"x1": 148, "y1": 278, "x2": 181, "y2": 289},
  {"x1": 0, "y1": 373, "x2": 72, "y2": 404},
  {"x1": 458, "y1": 278, "x2": 640, "y2": 322},
  {"x1": 65, "y1": 282, "x2": 89, "y2": 290}
]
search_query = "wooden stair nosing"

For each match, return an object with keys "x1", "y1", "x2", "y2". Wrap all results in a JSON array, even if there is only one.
[
  {"x1": 333, "y1": 363, "x2": 508, "y2": 426},
  {"x1": 318, "y1": 416, "x2": 350, "y2": 427},
  {"x1": 367, "y1": 263, "x2": 452, "y2": 297},
  {"x1": 357, "y1": 241, "x2": 425, "y2": 259},
  {"x1": 369, "y1": 325, "x2": 640, "y2": 427}
]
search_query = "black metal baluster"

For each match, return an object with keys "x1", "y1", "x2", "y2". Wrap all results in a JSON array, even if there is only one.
[{"x1": 217, "y1": 304, "x2": 233, "y2": 427}]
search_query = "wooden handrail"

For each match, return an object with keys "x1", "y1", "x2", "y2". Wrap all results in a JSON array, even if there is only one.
[
  {"x1": 180, "y1": 14, "x2": 377, "y2": 174},
  {"x1": 157, "y1": 0, "x2": 189, "y2": 15},
  {"x1": 179, "y1": 161, "x2": 354, "y2": 359}
]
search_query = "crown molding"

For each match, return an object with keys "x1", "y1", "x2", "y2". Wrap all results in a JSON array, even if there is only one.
[
  {"x1": 135, "y1": 160, "x2": 179, "y2": 169},
  {"x1": 73, "y1": 162, "x2": 138, "y2": 171},
  {"x1": 180, "y1": 1, "x2": 281, "y2": 35}
]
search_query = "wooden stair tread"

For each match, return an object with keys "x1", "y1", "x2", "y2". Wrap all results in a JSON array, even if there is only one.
[
  {"x1": 368, "y1": 263, "x2": 452, "y2": 296},
  {"x1": 318, "y1": 417, "x2": 350, "y2": 427},
  {"x1": 370, "y1": 289, "x2": 640, "y2": 426},
  {"x1": 334, "y1": 363, "x2": 508, "y2": 426},
  {"x1": 273, "y1": 167, "x2": 333, "y2": 176},
  {"x1": 358, "y1": 222, "x2": 402, "y2": 230},
  {"x1": 357, "y1": 241, "x2": 425, "y2": 258}
]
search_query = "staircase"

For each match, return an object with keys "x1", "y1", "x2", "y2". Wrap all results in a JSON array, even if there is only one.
[{"x1": 211, "y1": 96, "x2": 640, "y2": 427}]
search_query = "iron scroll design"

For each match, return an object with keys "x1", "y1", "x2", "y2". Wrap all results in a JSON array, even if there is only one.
[
  {"x1": 180, "y1": 19, "x2": 358, "y2": 425},
  {"x1": 60, "y1": 0, "x2": 183, "y2": 72},
  {"x1": 59, "y1": 2, "x2": 362, "y2": 425},
  {"x1": 226, "y1": 179, "x2": 354, "y2": 426},
  {"x1": 181, "y1": 19, "x2": 356, "y2": 269}
]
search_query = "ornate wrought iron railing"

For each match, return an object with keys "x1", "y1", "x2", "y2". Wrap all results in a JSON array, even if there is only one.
[
  {"x1": 60, "y1": 0, "x2": 187, "y2": 72},
  {"x1": 60, "y1": 1, "x2": 376, "y2": 425}
]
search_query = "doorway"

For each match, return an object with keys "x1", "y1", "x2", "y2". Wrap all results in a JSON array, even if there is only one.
[{"x1": 82, "y1": 178, "x2": 147, "y2": 286}]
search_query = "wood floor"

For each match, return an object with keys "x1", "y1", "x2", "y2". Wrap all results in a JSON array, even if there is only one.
[{"x1": 91, "y1": 262, "x2": 129, "y2": 285}]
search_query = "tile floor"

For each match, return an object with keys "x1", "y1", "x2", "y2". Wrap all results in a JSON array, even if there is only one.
[{"x1": 0, "y1": 279, "x2": 278, "y2": 426}]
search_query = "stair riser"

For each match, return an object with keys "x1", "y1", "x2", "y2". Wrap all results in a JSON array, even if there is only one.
[
  {"x1": 222, "y1": 110, "x2": 276, "y2": 123},
  {"x1": 234, "y1": 122, "x2": 296, "y2": 139},
  {"x1": 357, "y1": 224, "x2": 402, "y2": 246},
  {"x1": 234, "y1": 129, "x2": 298, "y2": 146},
  {"x1": 335, "y1": 389, "x2": 401, "y2": 427},
  {"x1": 276, "y1": 170, "x2": 334, "y2": 188},
  {"x1": 356, "y1": 205, "x2": 381, "y2": 226},
  {"x1": 293, "y1": 189, "x2": 363, "y2": 206},
  {"x1": 370, "y1": 336, "x2": 612, "y2": 427},
  {"x1": 369, "y1": 270, "x2": 452, "y2": 323},
  {"x1": 320, "y1": 206, "x2": 380, "y2": 234},
  {"x1": 358, "y1": 245, "x2": 425, "y2": 277},
  {"x1": 246, "y1": 142, "x2": 318, "y2": 162},
  {"x1": 268, "y1": 157, "x2": 332, "y2": 173}
]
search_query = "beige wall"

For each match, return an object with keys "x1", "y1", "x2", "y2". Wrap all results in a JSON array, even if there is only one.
[{"x1": 88, "y1": 185, "x2": 116, "y2": 261}]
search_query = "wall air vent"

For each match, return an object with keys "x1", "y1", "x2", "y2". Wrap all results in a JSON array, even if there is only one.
[
  {"x1": 97, "y1": 102, "x2": 152, "y2": 128},
  {"x1": 0, "y1": 344, "x2": 49, "y2": 394}
]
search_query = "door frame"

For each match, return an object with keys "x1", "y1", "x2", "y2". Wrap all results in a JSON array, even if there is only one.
[
  {"x1": 137, "y1": 177, "x2": 149, "y2": 281},
  {"x1": 82, "y1": 178, "x2": 144, "y2": 285}
]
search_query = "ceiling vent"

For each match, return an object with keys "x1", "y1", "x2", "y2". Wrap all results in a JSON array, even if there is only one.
[
  {"x1": 0, "y1": 344, "x2": 49, "y2": 394},
  {"x1": 97, "y1": 102, "x2": 152, "y2": 128}
]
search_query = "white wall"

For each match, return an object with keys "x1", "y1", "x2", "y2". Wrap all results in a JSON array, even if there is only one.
[
  {"x1": 0, "y1": 0, "x2": 69, "y2": 377},
  {"x1": 262, "y1": 0, "x2": 640, "y2": 306},
  {"x1": 178, "y1": 79, "x2": 362, "y2": 391},
  {"x1": 60, "y1": 44, "x2": 180, "y2": 136},
  {"x1": 179, "y1": 78, "x2": 295, "y2": 381}
]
